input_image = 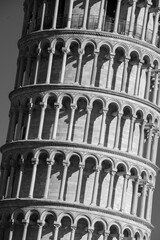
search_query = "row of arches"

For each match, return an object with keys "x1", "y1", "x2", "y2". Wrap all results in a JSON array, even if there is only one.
[
  {"x1": 0, "y1": 210, "x2": 150, "y2": 240},
  {"x1": 8, "y1": 94, "x2": 160, "y2": 163},
  {"x1": 0, "y1": 150, "x2": 155, "y2": 222},
  {"x1": 22, "y1": 0, "x2": 160, "y2": 47},
  {"x1": 16, "y1": 38, "x2": 160, "y2": 106}
]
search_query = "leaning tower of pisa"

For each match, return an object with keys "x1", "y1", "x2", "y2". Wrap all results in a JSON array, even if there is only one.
[{"x1": 0, "y1": 0, "x2": 160, "y2": 239}]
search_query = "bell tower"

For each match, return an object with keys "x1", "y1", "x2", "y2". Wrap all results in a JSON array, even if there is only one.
[{"x1": 0, "y1": 0, "x2": 160, "y2": 239}]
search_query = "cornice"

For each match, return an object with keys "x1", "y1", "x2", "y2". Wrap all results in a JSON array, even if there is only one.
[
  {"x1": 1, "y1": 140, "x2": 159, "y2": 173},
  {"x1": 18, "y1": 29, "x2": 160, "y2": 55},
  {"x1": 9, "y1": 84, "x2": 160, "y2": 114},
  {"x1": 0, "y1": 198, "x2": 153, "y2": 231}
]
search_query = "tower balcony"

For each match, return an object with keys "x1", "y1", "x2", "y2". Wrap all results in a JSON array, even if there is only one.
[{"x1": 25, "y1": 14, "x2": 160, "y2": 48}]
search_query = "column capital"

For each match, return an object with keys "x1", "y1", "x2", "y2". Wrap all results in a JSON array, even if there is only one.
[
  {"x1": 78, "y1": 48, "x2": 84, "y2": 56},
  {"x1": 88, "y1": 227, "x2": 94, "y2": 233},
  {"x1": 36, "y1": 47, "x2": 41, "y2": 56},
  {"x1": 22, "y1": 219, "x2": 29, "y2": 225},
  {"x1": 19, "y1": 156, "x2": 25, "y2": 166},
  {"x1": 79, "y1": 163, "x2": 85, "y2": 169},
  {"x1": 86, "y1": 106, "x2": 92, "y2": 112},
  {"x1": 54, "y1": 221, "x2": 61, "y2": 228},
  {"x1": 31, "y1": 157, "x2": 39, "y2": 165},
  {"x1": 70, "y1": 104, "x2": 77, "y2": 110},
  {"x1": 40, "y1": 102, "x2": 47, "y2": 109},
  {"x1": 94, "y1": 49, "x2": 100, "y2": 55},
  {"x1": 48, "y1": 47, "x2": 55, "y2": 54},
  {"x1": 46, "y1": 158, "x2": 54, "y2": 165},
  {"x1": 71, "y1": 224, "x2": 77, "y2": 231},
  {"x1": 54, "y1": 103, "x2": 61, "y2": 109},
  {"x1": 63, "y1": 160, "x2": 70, "y2": 167},
  {"x1": 37, "y1": 220, "x2": 45, "y2": 227},
  {"x1": 62, "y1": 47, "x2": 70, "y2": 54}
]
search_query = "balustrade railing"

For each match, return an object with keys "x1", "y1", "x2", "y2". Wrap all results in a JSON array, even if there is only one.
[{"x1": 26, "y1": 14, "x2": 160, "y2": 47}]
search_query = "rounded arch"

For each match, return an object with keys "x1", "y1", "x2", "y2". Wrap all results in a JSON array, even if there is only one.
[
  {"x1": 66, "y1": 38, "x2": 81, "y2": 49},
  {"x1": 81, "y1": 39, "x2": 97, "y2": 50},
  {"x1": 74, "y1": 215, "x2": 91, "y2": 227},
  {"x1": 57, "y1": 212, "x2": 74, "y2": 224}
]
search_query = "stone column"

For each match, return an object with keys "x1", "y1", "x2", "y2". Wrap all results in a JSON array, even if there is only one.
[
  {"x1": 127, "y1": 115, "x2": 136, "y2": 152},
  {"x1": 43, "y1": 159, "x2": 54, "y2": 198},
  {"x1": 8, "y1": 220, "x2": 14, "y2": 240},
  {"x1": 120, "y1": 174, "x2": 130, "y2": 211},
  {"x1": 98, "y1": 109, "x2": 107, "y2": 145},
  {"x1": 157, "y1": 79, "x2": 160, "y2": 106},
  {"x1": 75, "y1": 163, "x2": 85, "y2": 203},
  {"x1": 138, "y1": 120, "x2": 145, "y2": 156},
  {"x1": 91, "y1": 166, "x2": 101, "y2": 205},
  {"x1": 60, "y1": 47, "x2": 69, "y2": 83},
  {"x1": 67, "y1": 0, "x2": 74, "y2": 28},
  {"x1": 7, "y1": 161, "x2": 15, "y2": 198},
  {"x1": 113, "y1": 0, "x2": 122, "y2": 33},
  {"x1": 37, "y1": 221, "x2": 45, "y2": 240},
  {"x1": 52, "y1": 103, "x2": 61, "y2": 140},
  {"x1": 129, "y1": 0, "x2": 138, "y2": 37},
  {"x1": 0, "y1": 165, "x2": 8, "y2": 199},
  {"x1": 40, "y1": 0, "x2": 47, "y2": 31},
  {"x1": 24, "y1": 55, "x2": 32, "y2": 85},
  {"x1": 46, "y1": 48, "x2": 55, "y2": 84},
  {"x1": 25, "y1": 103, "x2": 33, "y2": 140},
  {"x1": 59, "y1": 161, "x2": 69, "y2": 200},
  {"x1": 151, "y1": 130, "x2": 159, "y2": 164},
  {"x1": 52, "y1": 0, "x2": 60, "y2": 29},
  {"x1": 140, "y1": 182, "x2": 147, "y2": 218},
  {"x1": 31, "y1": 0, "x2": 37, "y2": 31},
  {"x1": 104, "y1": 232, "x2": 110, "y2": 240},
  {"x1": 131, "y1": 178, "x2": 139, "y2": 215},
  {"x1": 144, "y1": 66, "x2": 152, "y2": 100},
  {"x1": 152, "y1": 71, "x2": 159, "y2": 104},
  {"x1": 17, "y1": 56, "x2": 26, "y2": 87},
  {"x1": 146, "y1": 186, "x2": 154, "y2": 221},
  {"x1": 97, "y1": 0, "x2": 106, "y2": 31},
  {"x1": 37, "y1": 102, "x2": 47, "y2": 139},
  {"x1": 34, "y1": 47, "x2": 41, "y2": 85},
  {"x1": 15, "y1": 157, "x2": 24, "y2": 198},
  {"x1": 70, "y1": 225, "x2": 76, "y2": 240},
  {"x1": 28, "y1": 158, "x2": 39, "y2": 198},
  {"x1": 107, "y1": 170, "x2": 116, "y2": 208},
  {"x1": 22, "y1": 220, "x2": 29, "y2": 240},
  {"x1": 87, "y1": 228, "x2": 94, "y2": 240},
  {"x1": 106, "y1": 54, "x2": 114, "y2": 89},
  {"x1": 83, "y1": 106, "x2": 92, "y2": 143},
  {"x1": 134, "y1": 61, "x2": 143, "y2": 96},
  {"x1": 82, "y1": 0, "x2": 90, "y2": 29},
  {"x1": 146, "y1": 125, "x2": 153, "y2": 160},
  {"x1": 75, "y1": 49, "x2": 84, "y2": 84},
  {"x1": 8, "y1": 108, "x2": 17, "y2": 142},
  {"x1": 67, "y1": 104, "x2": 76, "y2": 141},
  {"x1": 121, "y1": 58, "x2": 129, "y2": 92},
  {"x1": 53, "y1": 223, "x2": 61, "y2": 240},
  {"x1": 6, "y1": 109, "x2": 13, "y2": 142},
  {"x1": 152, "y1": 9, "x2": 160, "y2": 45},
  {"x1": 114, "y1": 112, "x2": 123, "y2": 149},
  {"x1": 15, "y1": 106, "x2": 24, "y2": 140},
  {"x1": 141, "y1": 1, "x2": 152, "y2": 41},
  {"x1": 90, "y1": 50, "x2": 99, "y2": 87}
]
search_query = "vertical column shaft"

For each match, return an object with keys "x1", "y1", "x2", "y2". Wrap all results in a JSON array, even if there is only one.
[
  {"x1": 120, "y1": 174, "x2": 129, "y2": 211},
  {"x1": 59, "y1": 162, "x2": 69, "y2": 200},
  {"x1": 91, "y1": 167, "x2": 101, "y2": 205},
  {"x1": 67, "y1": 0, "x2": 74, "y2": 28},
  {"x1": 60, "y1": 48, "x2": 68, "y2": 83},
  {"x1": 7, "y1": 165, "x2": 15, "y2": 198},
  {"x1": 67, "y1": 105, "x2": 76, "y2": 141},
  {"x1": 106, "y1": 54, "x2": 114, "y2": 89},
  {"x1": 151, "y1": 131, "x2": 159, "y2": 164},
  {"x1": 114, "y1": 112, "x2": 122, "y2": 149},
  {"x1": 15, "y1": 158, "x2": 24, "y2": 198},
  {"x1": 138, "y1": 120, "x2": 145, "y2": 156},
  {"x1": 52, "y1": 0, "x2": 60, "y2": 29},
  {"x1": 141, "y1": 2, "x2": 150, "y2": 41},
  {"x1": 131, "y1": 178, "x2": 139, "y2": 215},
  {"x1": 97, "y1": 0, "x2": 106, "y2": 30},
  {"x1": 152, "y1": 72, "x2": 159, "y2": 104},
  {"x1": 75, "y1": 49, "x2": 84, "y2": 84},
  {"x1": 75, "y1": 164, "x2": 85, "y2": 203},
  {"x1": 129, "y1": 0, "x2": 137, "y2": 36},
  {"x1": 43, "y1": 160, "x2": 53, "y2": 198},
  {"x1": 82, "y1": 0, "x2": 90, "y2": 29},
  {"x1": 34, "y1": 48, "x2": 41, "y2": 85},
  {"x1": 99, "y1": 109, "x2": 107, "y2": 145},
  {"x1": 140, "y1": 183, "x2": 147, "y2": 218},
  {"x1": 28, "y1": 158, "x2": 38, "y2": 198},
  {"x1": 146, "y1": 125, "x2": 153, "y2": 159},
  {"x1": 83, "y1": 107, "x2": 92, "y2": 143},
  {"x1": 107, "y1": 171, "x2": 116, "y2": 208},
  {"x1": 46, "y1": 48, "x2": 55, "y2": 84},
  {"x1": 52, "y1": 103, "x2": 61, "y2": 140},
  {"x1": 127, "y1": 115, "x2": 136, "y2": 152},
  {"x1": 145, "y1": 66, "x2": 152, "y2": 100},
  {"x1": 25, "y1": 104, "x2": 33, "y2": 140},
  {"x1": 121, "y1": 58, "x2": 129, "y2": 92},
  {"x1": 134, "y1": 61, "x2": 142, "y2": 96},
  {"x1": 90, "y1": 51, "x2": 99, "y2": 87},
  {"x1": 113, "y1": 0, "x2": 122, "y2": 33},
  {"x1": 152, "y1": 10, "x2": 160, "y2": 45},
  {"x1": 37, "y1": 103, "x2": 47, "y2": 139},
  {"x1": 40, "y1": 0, "x2": 47, "y2": 31}
]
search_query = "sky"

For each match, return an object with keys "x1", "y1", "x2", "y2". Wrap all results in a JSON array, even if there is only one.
[{"x1": 0, "y1": 1, "x2": 160, "y2": 239}]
